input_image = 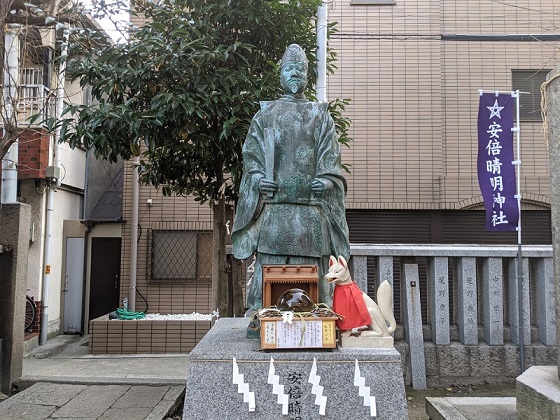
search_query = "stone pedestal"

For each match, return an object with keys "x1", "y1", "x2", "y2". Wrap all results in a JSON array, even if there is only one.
[
  {"x1": 184, "y1": 318, "x2": 408, "y2": 420},
  {"x1": 517, "y1": 366, "x2": 560, "y2": 420},
  {"x1": 0, "y1": 203, "x2": 31, "y2": 394}
]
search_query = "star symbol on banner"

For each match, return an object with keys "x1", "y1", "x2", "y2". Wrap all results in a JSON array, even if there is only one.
[{"x1": 487, "y1": 99, "x2": 505, "y2": 119}]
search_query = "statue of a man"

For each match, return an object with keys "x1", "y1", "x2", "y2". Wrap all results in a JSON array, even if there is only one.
[{"x1": 232, "y1": 44, "x2": 350, "y2": 311}]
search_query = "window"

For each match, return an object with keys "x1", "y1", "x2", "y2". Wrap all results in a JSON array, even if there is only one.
[
  {"x1": 147, "y1": 230, "x2": 212, "y2": 282},
  {"x1": 512, "y1": 70, "x2": 551, "y2": 121}
]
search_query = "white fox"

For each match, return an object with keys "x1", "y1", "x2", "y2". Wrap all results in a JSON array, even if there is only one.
[{"x1": 326, "y1": 255, "x2": 396, "y2": 337}]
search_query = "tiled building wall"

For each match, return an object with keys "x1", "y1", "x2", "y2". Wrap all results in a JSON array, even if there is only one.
[
  {"x1": 328, "y1": 0, "x2": 558, "y2": 210},
  {"x1": 121, "y1": 160, "x2": 214, "y2": 314},
  {"x1": 329, "y1": 0, "x2": 443, "y2": 209}
]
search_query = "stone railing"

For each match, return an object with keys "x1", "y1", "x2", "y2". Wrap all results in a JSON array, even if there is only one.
[{"x1": 348, "y1": 244, "x2": 555, "y2": 387}]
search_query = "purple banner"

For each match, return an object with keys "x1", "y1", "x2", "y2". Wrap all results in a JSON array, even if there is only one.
[{"x1": 477, "y1": 93, "x2": 518, "y2": 231}]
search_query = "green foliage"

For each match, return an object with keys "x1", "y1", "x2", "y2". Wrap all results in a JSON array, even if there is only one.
[{"x1": 52, "y1": 0, "x2": 351, "y2": 203}]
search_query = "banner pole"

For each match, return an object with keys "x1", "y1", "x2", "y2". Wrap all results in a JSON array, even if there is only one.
[{"x1": 513, "y1": 90, "x2": 525, "y2": 373}]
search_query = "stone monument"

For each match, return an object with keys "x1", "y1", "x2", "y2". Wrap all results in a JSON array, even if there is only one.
[
  {"x1": 516, "y1": 67, "x2": 560, "y2": 419},
  {"x1": 184, "y1": 44, "x2": 408, "y2": 420}
]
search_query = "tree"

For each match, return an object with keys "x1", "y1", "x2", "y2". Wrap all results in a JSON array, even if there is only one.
[{"x1": 50, "y1": 0, "x2": 351, "y2": 316}]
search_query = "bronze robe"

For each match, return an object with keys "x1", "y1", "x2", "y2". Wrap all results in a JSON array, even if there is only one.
[{"x1": 232, "y1": 96, "x2": 350, "y2": 309}]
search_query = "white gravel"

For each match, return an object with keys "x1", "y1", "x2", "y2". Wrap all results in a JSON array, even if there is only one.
[{"x1": 143, "y1": 312, "x2": 212, "y2": 321}]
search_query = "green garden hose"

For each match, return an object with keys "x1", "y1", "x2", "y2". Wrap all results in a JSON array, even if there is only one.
[{"x1": 115, "y1": 308, "x2": 146, "y2": 320}]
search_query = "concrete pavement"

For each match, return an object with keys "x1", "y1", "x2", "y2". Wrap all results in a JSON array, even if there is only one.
[{"x1": 0, "y1": 334, "x2": 188, "y2": 420}]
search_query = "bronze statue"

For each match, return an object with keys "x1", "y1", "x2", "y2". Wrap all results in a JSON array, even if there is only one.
[{"x1": 232, "y1": 44, "x2": 350, "y2": 311}]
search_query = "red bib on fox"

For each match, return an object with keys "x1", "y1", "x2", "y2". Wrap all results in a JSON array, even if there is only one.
[{"x1": 332, "y1": 282, "x2": 372, "y2": 330}]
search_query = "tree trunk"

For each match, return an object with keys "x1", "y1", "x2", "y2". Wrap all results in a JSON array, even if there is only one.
[
  {"x1": 0, "y1": 125, "x2": 19, "y2": 161},
  {"x1": 212, "y1": 196, "x2": 229, "y2": 317},
  {"x1": 226, "y1": 203, "x2": 245, "y2": 316}
]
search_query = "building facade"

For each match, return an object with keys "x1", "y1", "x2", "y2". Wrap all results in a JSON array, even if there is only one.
[{"x1": 1, "y1": 6, "x2": 121, "y2": 345}]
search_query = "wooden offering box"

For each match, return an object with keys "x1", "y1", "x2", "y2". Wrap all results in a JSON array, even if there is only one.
[
  {"x1": 263, "y1": 265, "x2": 318, "y2": 308},
  {"x1": 259, "y1": 316, "x2": 337, "y2": 350}
]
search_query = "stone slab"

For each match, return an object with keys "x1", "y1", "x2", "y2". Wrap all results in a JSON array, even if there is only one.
[
  {"x1": 0, "y1": 402, "x2": 57, "y2": 420},
  {"x1": 403, "y1": 264, "x2": 427, "y2": 389},
  {"x1": 98, "y1": 407, "x2": 153, "y2": 420},
  {"x1": 426, "y1": 397, "x2": 516, "y2": 420},
  {"x1": 1, "y1": 382, "x2": 87, "y2": 407},
  {"x1": 516, "y1": 365, "x2": 560, "y2": 420},
  {"x1": 340, "y1": 335, "x2": 394, "y2": 348},
  {"x1": 51, "y1": 384, "x2": 129, "y2": 418},
  {"x1": 508, "y1": 258, "x2": 531, "y2": 346},
  {"x1": 456, "y1": 257, "x2": 478, "y2": 345},
  {"x1": 184, "y1": 318, "x2": 408, "y2": 419},
  {"x1": 428, "y1": 257, "x2": 450, "y2": 345},
  {"x1": 0, "y1": 383, "x2": 183, "y2": 420},
  {"x1": 535, "y1": 258, "x2": 556, "y2": 345},
  {"x1": 481, "y1": 257, "x2": 504, "y2": 345},
  {"x1": 111, "y1": 385, "x2": 169, "y2": 408}
]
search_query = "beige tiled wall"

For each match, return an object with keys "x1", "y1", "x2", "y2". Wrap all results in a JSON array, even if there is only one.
[
  {"x1": 89, "y1": 315, "x2": 212, "y2": 354},
  {"x1": 121, "y1": 160, "x2": 214, "y2": 314},
  {"x1": 329, "y1": 0, "x2": 557, "y2": 210}
]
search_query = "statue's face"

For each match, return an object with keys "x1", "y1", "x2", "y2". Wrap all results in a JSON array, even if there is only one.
[{"x1": 280, "y1": 61, "x2": 308, "y2": 95}]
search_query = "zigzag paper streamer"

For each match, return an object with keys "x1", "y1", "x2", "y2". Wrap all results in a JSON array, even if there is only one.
[
  {"x1": 267, "y1": 358, "x2": 289, "y2": 415},
  {"x1": 308, "y1": 358, "x2": 327, "y2": 416},
  {"x1": 353, "y1": 360, "x2": 377, "y2": 417},
  {"x1": 232, "y1": 358, "x2": 256, "y2": 412}
]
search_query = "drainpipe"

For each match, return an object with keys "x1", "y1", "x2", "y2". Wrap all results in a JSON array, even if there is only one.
[
  {"x1": 129, "y1": 156, "x2": 140, "y2": 311},
  {"x1": 80, "y1": 221, "x2": 94, "y2": 335},
  {"x1": 316, "y1": 2, "x2": 328, "y2": 103},
  {"x1": 40, "y1": 27, "x2": 68, "y2": 345},
  {"x1": 1, "y1": 24, "x2": 21, "y2": 204}
]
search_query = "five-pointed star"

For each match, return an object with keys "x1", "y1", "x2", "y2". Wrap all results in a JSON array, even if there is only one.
[{"x1": 487, "y1": 99, "x2": 505, "y2": 119}]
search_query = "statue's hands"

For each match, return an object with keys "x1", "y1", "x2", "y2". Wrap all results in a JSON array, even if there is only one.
[
  {"x1": 259, "y1": 178, "x2": 278, "y2": 195},
  {"x1": 312, "y1": 178, "x2": 333, "y2": 196}
]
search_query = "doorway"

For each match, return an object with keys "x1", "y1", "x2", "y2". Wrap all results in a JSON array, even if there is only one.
[
  {"x1": 89, "y1": 237, "x2": 121, "y2": 321},
  {"x1": 63, "y1": 237, "x2": 85, "y2": 333}
]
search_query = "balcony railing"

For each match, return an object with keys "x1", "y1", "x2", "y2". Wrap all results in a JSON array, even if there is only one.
[
  {"x1": 0, "y1": 68, "x2": 54, "y2": 127},
  {"x1": 17, "y1": 68, "x2": 54, "y2": 125}
]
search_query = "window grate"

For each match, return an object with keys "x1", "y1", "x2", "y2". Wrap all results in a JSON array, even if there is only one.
[
  {"x1": 147, "y1": 230, "x2": 212, "y2": 282},
  {"x1": 512, "y1": 70, "x2": 551, "y2": 122}
]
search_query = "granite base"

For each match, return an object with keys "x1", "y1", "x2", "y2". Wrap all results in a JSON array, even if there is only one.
[
  {"x1": 183, "y1": 318, "x2": 408, "y2": 420},
  {"x1": 516, "y1": 365, "x2": 560, "y2": 420}
]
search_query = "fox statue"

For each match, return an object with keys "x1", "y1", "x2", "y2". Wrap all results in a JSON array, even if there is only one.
[{"x1": 326, "y1": 255, "x2": 397, "y2": 337}]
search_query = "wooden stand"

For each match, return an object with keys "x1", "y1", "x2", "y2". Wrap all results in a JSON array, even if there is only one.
[{"x1": 263, "y1": 265, "x2": 319, "y2": 307}]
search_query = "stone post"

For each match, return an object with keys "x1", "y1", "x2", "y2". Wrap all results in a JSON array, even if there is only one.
[
  {"x1": 514, "y1": 67, "x2": 560, "y2": 420},
  {"x1": 546, "y1": 68, "x2": 560, "y2": 378},
  {"x1": 0, "y1": 203, "x2": 31, "y2": 394}
]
